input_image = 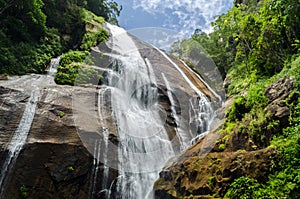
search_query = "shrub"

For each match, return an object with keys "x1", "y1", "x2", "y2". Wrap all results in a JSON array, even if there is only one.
[
  {"x1": 55, "y1": 49, "x2": 102, "y2": 86},
  {"x1": 227, "y1": 96, "x2": 249, "y2": 121},
  {"x1": 225, "y1": 177, "x2": 262, "y2": 199}
]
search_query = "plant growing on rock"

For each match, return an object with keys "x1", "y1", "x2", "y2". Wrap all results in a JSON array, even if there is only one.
[{"x1": 19, "y1": 185, "x2": 29, "y2": 198}]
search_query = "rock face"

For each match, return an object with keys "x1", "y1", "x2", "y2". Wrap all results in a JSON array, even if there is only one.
[
  {"x1": 5, "y1": 143, "x2": 93, "y2": 199},
  {"x1": 0, "y1": 76, "x2": 119, "y2": 199},
  {"x1": 0, "y1": 24, "x2": 223, "y2": 199},
  {"x1": 0, "y1": 24, "x2": 224, "y2": 199},
  {"x1": 154, "y1": 77, "x2": 296, "y2": 198},
  {"x1": 153, "y1": 125, "x2": 277, "y2": 199},
  {"x1": 3, "y1": 22, "x2": 292, "y2": 199},
  {"x1": 0, "y1": 87, "x2": 27, "y2": 151},
  {"x1": 156, "y1": 149, "x2": 276, "y2": 198},
  {"x1": 265, "y1": 77, "x2": 294, "y2": 128}
]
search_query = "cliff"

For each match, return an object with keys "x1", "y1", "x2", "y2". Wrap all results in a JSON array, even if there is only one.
[
  {"x1": 0, "y1": 24, "x2": 219, "y2": 198},
  {"x1": 154, "y1": 77, "x2": 297, "y2": 198}
]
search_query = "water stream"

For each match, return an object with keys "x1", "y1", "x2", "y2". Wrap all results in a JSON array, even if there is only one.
[
  {"x1": 105, "y1": 23, "x2": 175, "y2": 199},
  {"x1": 48, "y1": 57, "x2": 61, "y2": 76},
  {"x1": 94, "y1": 24, "x2": 216, "y2": 199},
  {"x1": 0, "y1": 89, "x2": 40, "y2": 196},
  {"x1": 152, "y1": 46, "x2": 215, "y2": 143},
  {"x1": 0, "y1": 57, "x2": 60, "y2": 197},
  {"x1": 161, "y1": 72, "x2": 186, "y2": 149}
]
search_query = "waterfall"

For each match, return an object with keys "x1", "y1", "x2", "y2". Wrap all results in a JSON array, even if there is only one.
[
  {"x1": 103, "y1": 23, "x2": 175, "y2": 199},
  {"x1": 90, "y1": 139, "x2": 101, "y2": 199},
  {"x1": 48, "y1": 57, "x2": 61, "y2": 76},
  {"x1": 152, "y1": 46, "x2": 214, "y2": 141},
  {"x1": 161, "y1": 73, "x2": 186, "y2": 150},
  {"x1": 96, "y1": 87, "x2": 111, "y2": 198},
  {"x1": 0, "y1": 56, "x2": 60, "y2": 197},
  {"x1": 0, "y1": 89, "x2": 40, "y2": 196},
  {"x1": 93, "y1": 24, "x2": 217, "y2": 199},
  {"x1": 180, "y1": 60, "x2": 222, "y2": 103}
]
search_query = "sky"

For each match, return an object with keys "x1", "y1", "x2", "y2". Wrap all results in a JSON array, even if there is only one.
[{"x1": 113, "y1": 0, "x2": 234, "y2": 49}]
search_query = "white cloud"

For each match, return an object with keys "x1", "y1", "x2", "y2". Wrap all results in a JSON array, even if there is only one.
[
  {"x1": 132, "y1": 0, "x2": 233, "y2": 34},
  {"x1": 128, "y1": 27, "x2": 185, "y2": 50}
]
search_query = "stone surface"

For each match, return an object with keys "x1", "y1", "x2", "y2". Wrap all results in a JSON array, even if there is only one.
[
  {"x1": 0, "y1": 87, "x2": 27, "y2": 151},
  {"x1": 0, "y1": 26, "x2": 223, "y2": 198},
  {"x1": 154, "y1": 123, "x2": 277, "y2": 199},
  {"x1": 0, "y1": 83, "x2": 118, "y2": 199},
  {"x1": 3, "y1": 143, "x2": 93, "y2": 199},
  {"x1": 265, "y1": 77, "x2": 294, "y2": 128},
  {"x1": 153, "y1": 77, "x2": 297, "y2": 198}
]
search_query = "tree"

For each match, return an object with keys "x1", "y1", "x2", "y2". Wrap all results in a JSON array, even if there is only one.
[{"x1": 86, "y1": 0, "x2": 121, "y2": 24}]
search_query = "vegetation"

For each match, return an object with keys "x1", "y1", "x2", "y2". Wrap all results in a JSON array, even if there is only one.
[
  {"x1": 19, "y1": 185, "x2": 29, "y2": 198},
  {"x1": 57, "y1": 111, "x2": 65, "y2": 118},
  {"x1": 0, "y1": 0, "x2": 120, "y2": 76},
  {"x1": 67, "y1": 166, "x2": 75, "y2": 171},
  {"x1": 172, "y1": 0, "x2": 300, "y2": 198},
  {"x1": 172, "y1": 0, "x2": 300, "y2": 83},
  {"x1": 54, "y1": 9, "x2": 108, "y2": 85}
]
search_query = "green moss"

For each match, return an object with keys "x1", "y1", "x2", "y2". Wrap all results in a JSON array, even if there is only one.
[
  {"x1": 79, "y1": 9, "x2": 109, "y2": 51},
  {"x1": 57, "y1": 112, "x2": 65, "y2": 118},
  {"x1": 228, "y1": 95, "x2": 249, "y2": 122},
  {"x1": 55, "y1": 50, "x2": 103, "y2": 86},
  {"x1": 208, "y1": 176, "x2": 215, "y2": 186},
  {"x1": 223, "y1": 55, "x2": 300, "y2": 198},
  {"x1": 225, "y1": 177, "x2": 262, "y2": 199},
  {"x1": 19, "y1": 185, "x2": 29, "y2": 198},
  {"x1": 59, "y1": 50, "x2": 89, "y2": 67},
  {"x1": 218, "y1": 144, "x2": 225, "y2": 151}
]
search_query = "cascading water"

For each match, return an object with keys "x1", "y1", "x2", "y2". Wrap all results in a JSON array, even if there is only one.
[
  {"x1": 180, "y1": 60, "x2": 222, "y2": 103},
  {"x1": 48, "y1": 57, "x2": 61, "y2": 76},
  {"x1": 152, "y1": 46, "x2": 215, "y2": 143},
  {"x1": 91, "y1": 139, "x2": 101, "y2": 198},
  {"x1": 161, "y1": 73, "x2": 186, "y2": 150},
  {"x1": 103, "y1": 23, "x2": 175, "y2": 199},
  {"x1": 92, "y1": 23, "x2": 218, "y2": 199},
  {"x1": 0, "y1": 57, "x2": 60, "y2": 197},
  {"x1": 0, "y1": 89, "x2": 40, "y2": 196},
  {"x1": 95, "y1": 87, "x2": 112, "y2": 199}
]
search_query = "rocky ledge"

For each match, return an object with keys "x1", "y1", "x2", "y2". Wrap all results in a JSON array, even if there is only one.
[
  {"x1": 154, "y1": 77, "x2": 295, "y2": 198},
  {"x1": 0, "y1": 80, "x2": 118, "y2": 199}
]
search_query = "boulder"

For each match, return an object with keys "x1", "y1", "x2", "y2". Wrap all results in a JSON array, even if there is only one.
[{"x1": 265, "y1": 77, "x2": 294, "y2": 128}]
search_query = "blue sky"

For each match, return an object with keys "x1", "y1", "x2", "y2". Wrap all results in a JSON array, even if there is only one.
[{"x1": 114, "y1": 0, "x2": 233, "y2": 49}]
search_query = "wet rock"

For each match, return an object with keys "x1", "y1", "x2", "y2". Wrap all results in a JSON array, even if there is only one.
[
  {"x1": 0, "y1": 75, "x2": 8, "y2": 80},
  {"x1": 153, "y1": 84, "x2": 287, "y2": 198},
  {"x1": 0, "y1": 87, "x2": 27, "y2": 151},
  {"x1": 0, "y1": 84, "x2": 118, "y2": 199},
  {"x1": 0, "y1": 24, "x2": 224, "y2": 199},
  {"x1": 3, "y1": 143, "x2": 93, "y2": 199}
]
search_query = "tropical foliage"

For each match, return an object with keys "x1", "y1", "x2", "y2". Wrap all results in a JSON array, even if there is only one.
[
  {"x1": 0, "y1": 0, "x2": 120, "y2": 75},
  {"x1": 172, "y1": 0, "x2": 300, "y2": 198},
  {"x1": 172, "y1": 0, "x2": 300, "y2": 84}
]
